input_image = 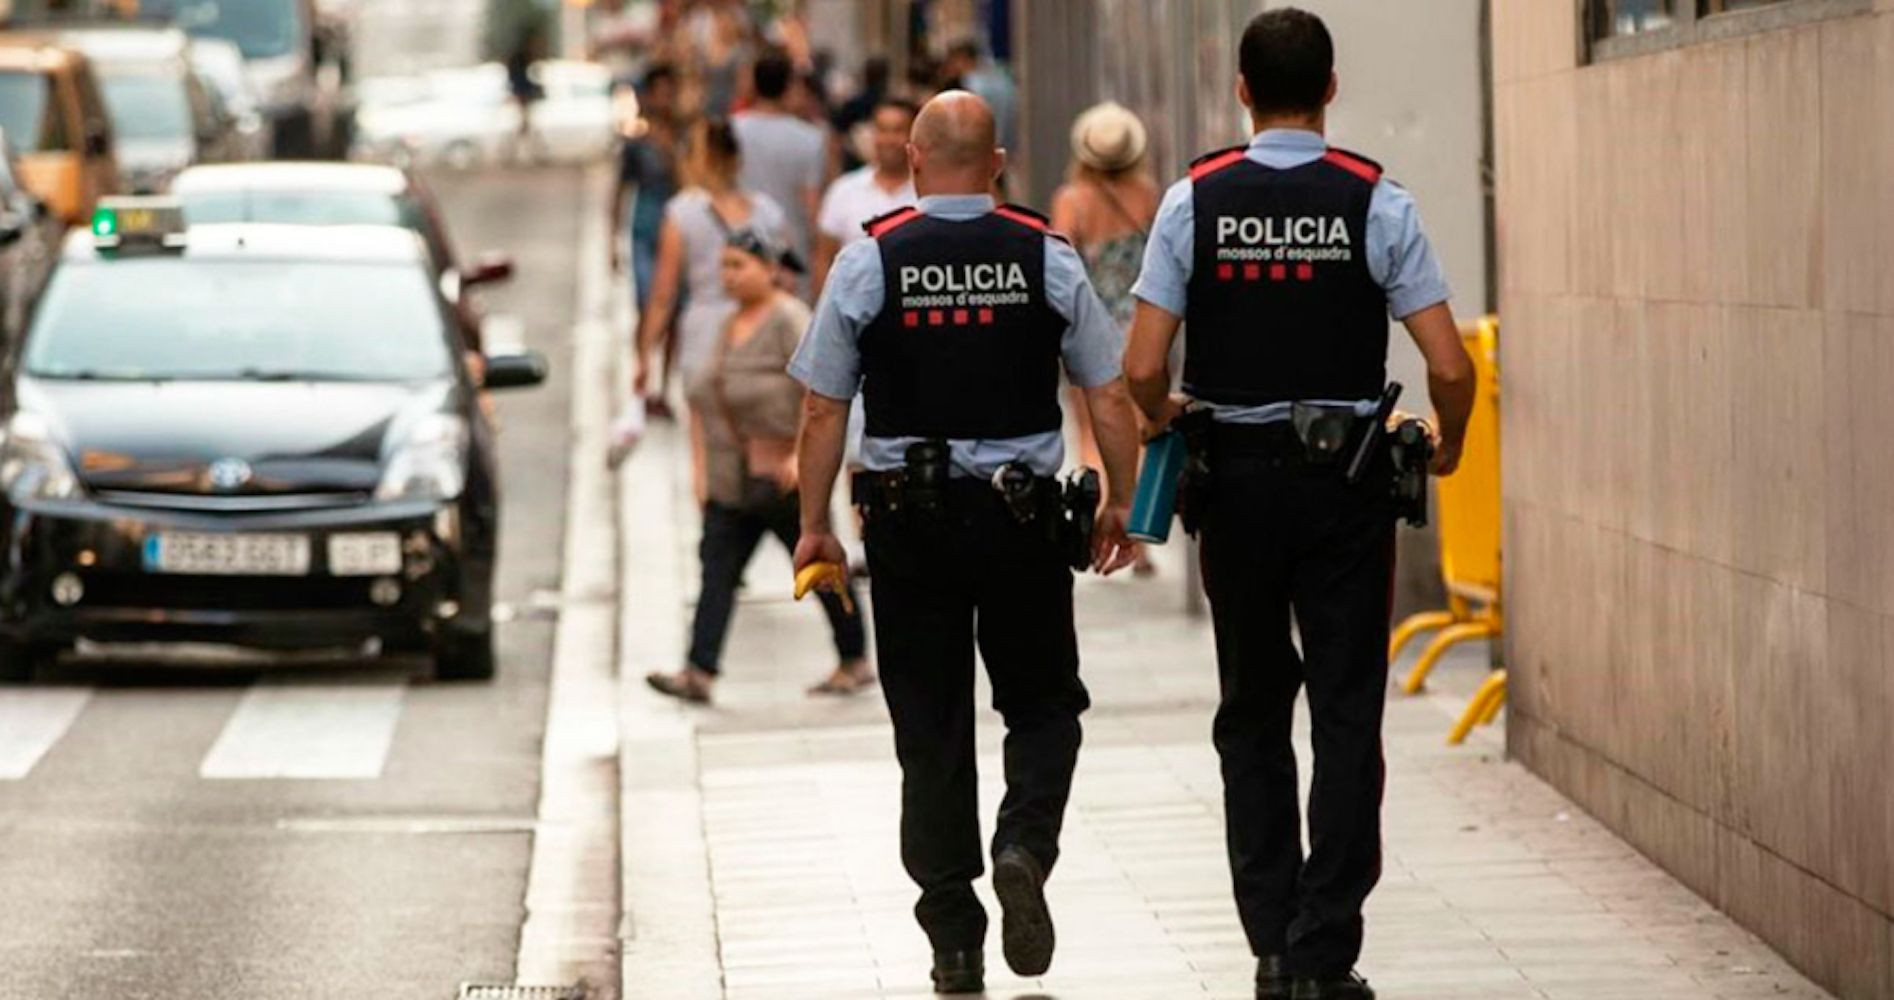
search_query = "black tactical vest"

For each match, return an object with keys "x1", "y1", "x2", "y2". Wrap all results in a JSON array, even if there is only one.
[
  {"x1": 1182, "y1": 145, "x2": 1390, "y2": 406},
  {"x1": 859, "y1": 205, "x2": 1066, "y2": 440}
]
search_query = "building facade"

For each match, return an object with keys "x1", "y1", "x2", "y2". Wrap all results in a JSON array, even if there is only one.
[{"x1": 1494, "y1": 2, "x2": 1894, "y2": 996}]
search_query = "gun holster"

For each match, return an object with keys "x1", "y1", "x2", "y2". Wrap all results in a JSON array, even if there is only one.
[
  {"x1": 990, "y1": 462, "x2": 1099, "y2": 571},
  {"x1": 1174, "y1": 408, "x2": 1215, "y2": 537},
  {"x1": 1388, "y1": 419, "x2": 1435, "y2": 528},
  {"x1": 1058, "y1": 468, "x2": 1101, "y2": 571}
]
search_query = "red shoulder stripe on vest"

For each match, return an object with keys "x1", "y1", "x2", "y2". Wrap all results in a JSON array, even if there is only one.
[
  {"x1": 865, "y1": 206, "x2": 922, "y2": 239},
  {"x1": 995, "y1": 205, "x2": 1072, "y2": 245},
  {"x1": 1321, "y1": 150, "x2": 1383, "y2": 184},
  {"x1": 1189, "y1": 148, "x2": 1248, "y2": 181},
  {"x1": 994, "y1": 205, "x2": 1047, "y2": 231}
]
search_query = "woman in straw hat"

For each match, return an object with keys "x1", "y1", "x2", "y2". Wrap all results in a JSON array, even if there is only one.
[{"x1": 1052, "y1": 101, "x2": 1160, "y2": 574}]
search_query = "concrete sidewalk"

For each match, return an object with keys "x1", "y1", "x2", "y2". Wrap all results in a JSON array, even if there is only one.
[{"x1": 613, "y1": 412, "x2": 1829, "y2": 1000}]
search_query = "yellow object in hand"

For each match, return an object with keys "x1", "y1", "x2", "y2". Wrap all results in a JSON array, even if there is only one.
[{"x1": 793, "y1": 561, "x2": 855, "y2": 614}]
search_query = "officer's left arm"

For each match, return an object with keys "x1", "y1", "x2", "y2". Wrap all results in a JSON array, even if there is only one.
[
  {"x1": 1125, "y1": 302, "x2": 1183, "y2": 428},
  {"x1": 1368, "y1": 180, "x2": 1475, "y2": 475},
  {"x1": 1049, "y1": 239, "x2": 1141, "y2": 575}
]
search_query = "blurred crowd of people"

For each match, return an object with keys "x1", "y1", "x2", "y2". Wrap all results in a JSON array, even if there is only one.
[{"x1": 605, "y1": 1, "x2": 1161, "y2": 701}]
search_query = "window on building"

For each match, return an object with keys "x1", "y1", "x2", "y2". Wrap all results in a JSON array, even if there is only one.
[
  {"x1": 1700, "y1": 0, "x2": 1786, "y2": 12},
  {"x1": 1591, "y1": 0, "x2": 1871, "y2": 54},
  {"x1": 1594, "y1": 0, "x2": 1675, "y2": 37}
]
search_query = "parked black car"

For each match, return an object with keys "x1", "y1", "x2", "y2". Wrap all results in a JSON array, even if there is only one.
[{"x1": 0, "y1": 199, "x2": 547, "y2": 681}]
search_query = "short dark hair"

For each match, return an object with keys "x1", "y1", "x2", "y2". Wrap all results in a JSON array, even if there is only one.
[
  {"x1": 700, "y1": 117, "x2": 741, "y2": 164},
  {"x1": 874, "y1": 97, "x2": 921, "y2": 122},
  {"x1": 639, "y1": 62, "x2": 677, "y2": 93},
  {"x1": 1238, "y1": 8, "x2": 1334, "y2": 116},
  {"x1": 753, "y1": 50, "x2": 794, "y2": 100}
]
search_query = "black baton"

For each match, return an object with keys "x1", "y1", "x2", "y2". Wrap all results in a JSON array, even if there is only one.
[{"x1": 1344, "y1": 383, "x2": 1403, "y2": 486}]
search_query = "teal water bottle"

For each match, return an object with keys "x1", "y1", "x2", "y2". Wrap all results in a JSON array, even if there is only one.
[{"x1": 1128, "y1": 430, "x2": 1188, "y2": 544}]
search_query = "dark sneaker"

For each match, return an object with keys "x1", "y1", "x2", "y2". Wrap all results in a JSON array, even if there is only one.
[
  {"x1": 1255, "y1": 955, "x2": 1292, "y2": 999},
  {"x1": 1292, "y1": 971, "x2": 1376, "y2": 999},
  {"x1": 992, "y1": 845, "x2": 1055, "y2": 976},
  {"x1": 645, "y1": 668, "x2": 713, "y2": 704},
  {"x1": 931, "y1": 949, "x2": 983, "y2": 994}
]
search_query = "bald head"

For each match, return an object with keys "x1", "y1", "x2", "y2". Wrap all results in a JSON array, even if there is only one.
[{"x1": 908, "y1": 90, "x2": 1004, "y2": 196}]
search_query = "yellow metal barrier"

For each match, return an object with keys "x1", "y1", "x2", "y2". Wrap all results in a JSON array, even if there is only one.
[{"x1": 1390, "y1": 317, "x2": 1505, "y2": 743}]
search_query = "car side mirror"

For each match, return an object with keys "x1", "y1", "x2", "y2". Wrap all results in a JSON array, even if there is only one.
[
  {"x1": 463, "y1": 251, "x2": 514, "y2": 287},
  {"x1": 482, "y1": 349, "x2": 548, "y2": 390}
]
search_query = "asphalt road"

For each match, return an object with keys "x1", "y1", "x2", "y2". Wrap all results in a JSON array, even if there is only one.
[{"x1": 0, "y1": 164, "x2": 585, "y2": 999}]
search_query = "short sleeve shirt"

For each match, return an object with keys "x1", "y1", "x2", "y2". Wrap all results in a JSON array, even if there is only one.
[
  {"x1": 816, "y1": 166, "x2": 917, "y2": 248},
  {"x1": 788, "y1": 194, "x2": 1124, "y2": 477}
]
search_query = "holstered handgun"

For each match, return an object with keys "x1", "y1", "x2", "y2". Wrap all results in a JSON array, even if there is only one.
[
  {"x1": 1388, "y1": 419, "x2": 1434, "y2": 528},
  {"x1": 1059, "y1": 468, "x2": 1101, "y2": 571}
]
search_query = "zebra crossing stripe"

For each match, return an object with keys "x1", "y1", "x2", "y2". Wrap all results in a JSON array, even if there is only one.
[
  {"x1": 199, "y1": 673, "x2": 407, "y2": 780},
  {"x1": 0, "y1": 688, "x2": 93, "y2": 780}
]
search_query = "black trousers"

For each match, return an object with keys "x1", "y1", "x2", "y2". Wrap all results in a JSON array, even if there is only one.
[
  {"x1": 687, "y1": 496, "x2": 866, "y2": 674},
  {"x1": 864, "y1": 488, "x2": 1089, "y2": 952},
  {"x1": 1198, "y1": 437, "x2": 1394, "y2": 978}
]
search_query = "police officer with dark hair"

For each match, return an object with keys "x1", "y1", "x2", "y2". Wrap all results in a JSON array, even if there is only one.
[
  {"x1": 1124, "y1": 9, "x2": 1476, "y2": 1000},
  {"x1": 790, "y1": 91, "x2": 1144, "y2": 995}
]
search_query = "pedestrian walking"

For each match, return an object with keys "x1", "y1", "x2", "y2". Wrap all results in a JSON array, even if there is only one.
[
  {"x1": 812, "y1": 97, "x2": 918, "y2": 296},
  {"x1": 633, "y1": 117, "x2": 789, "y2": 502},
  {"x1": 1122, "y1": 10, "x2": 1476, "y2": 999},
  {"x1": 732, "y1": 49, "x2": 831, "y2": 297},
  {"x1": 646, "y1": 227, "x2": 870, "y2": 704},
  {"x1": 611, "y1": 62, "x2": 683, "y2": 424},
  {"x1": 1050, "y1": 100, "x2": 1160, "y2": 576},
  {"x1": 788, "y1": 91, "x2": 1145, "y2": 994}
]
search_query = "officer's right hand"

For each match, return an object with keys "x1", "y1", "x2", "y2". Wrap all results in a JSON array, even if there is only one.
[
  {"x1": 1430, "y1": 435, "x2": 1463, "y2": 476},
  {"x1": 1091, "y1": 503, "x2": 1139, "y2": 576},
  {"x1": 1143, "y1": 393, "x2": 1190, "y2": 441},
  {"x1": 793, "y1": 530, "x2": 848, "y2": 578}
]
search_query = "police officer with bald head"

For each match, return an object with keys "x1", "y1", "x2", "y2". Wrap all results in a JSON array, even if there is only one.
[
  {"x1": 1125, "y1": 9, "x2": 1477, "y2": 1000},
  {"x1": 790, "y1": 91, "x2": 1144, "y2": 994}
]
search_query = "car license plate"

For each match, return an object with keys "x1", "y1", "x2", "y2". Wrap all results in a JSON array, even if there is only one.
[
  {"x1": 327, "y1": 532, "x2": 403, "y2": 577},
  {"x1": 143, "y1": 532, "x2": 311, "y2": 576}
]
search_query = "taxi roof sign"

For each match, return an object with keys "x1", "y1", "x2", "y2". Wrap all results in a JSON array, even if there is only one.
[{"x1": 92, "y1": 197, "x2": 187, "y2": 253}]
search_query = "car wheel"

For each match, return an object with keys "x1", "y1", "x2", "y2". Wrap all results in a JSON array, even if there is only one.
[
  {"x1": 0, "y1": 638, "x2": 58, "y2": 684},
  {"x1": 432, "y1": 627, "x2": 495, "y2": 682}
]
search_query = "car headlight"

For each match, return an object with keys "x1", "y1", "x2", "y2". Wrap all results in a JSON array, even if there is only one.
[
  {"x1": 0, "y1": 412, "x2": 80, "y2": 502},
  {"x1": 376, "y1": 414, "x2": 467, "y2": 501}
]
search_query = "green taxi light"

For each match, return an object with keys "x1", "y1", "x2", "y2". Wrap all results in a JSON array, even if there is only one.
[{"x1": 90, "y1": 197, "x2": 186, "y2": 253}]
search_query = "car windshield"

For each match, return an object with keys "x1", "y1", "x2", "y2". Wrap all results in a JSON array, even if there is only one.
[
  {"x1": 0, "y1": 72, "x2": 52, "y2": 154},
  {"x1": 100, "y1": 71, "x2": 192, "y2": 142},
  {"x1": 141, "y1": 0, "x2": 301, "y2": 60},
  {"x1": 25, "y1": 260, "x2": 452, "y2": 383},
  {"x1": 181, "y1": 190, "x2": 421, "y2": 230}
]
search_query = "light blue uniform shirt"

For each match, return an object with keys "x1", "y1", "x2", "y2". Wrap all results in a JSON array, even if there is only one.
[
  {"x1": 1130, "y1": 129, "x2": 1452, "y2": 424},
  {"x1": 788, "y1": 194, "x2": 1124, "y2": 477}
]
